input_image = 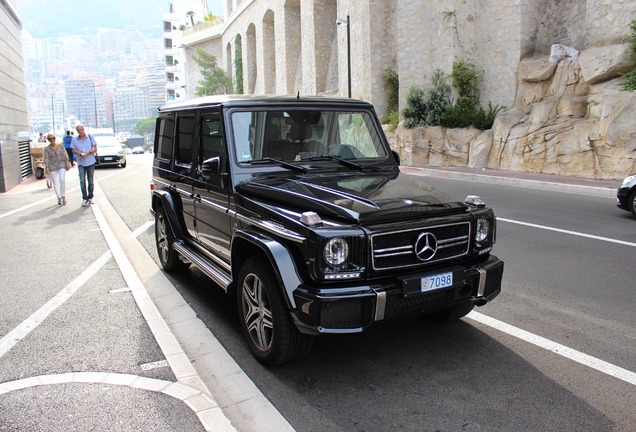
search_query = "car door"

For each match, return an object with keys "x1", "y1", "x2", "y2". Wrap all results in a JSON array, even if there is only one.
[
  {"x1": 172, "y1": 112, "x2": 198, "y2": 238},
  {"x1": 192, "y1": 111, "x2": 232, "y2": 267}
]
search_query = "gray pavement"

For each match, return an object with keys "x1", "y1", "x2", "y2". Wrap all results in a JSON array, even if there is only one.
[{"x1": 0, "y1": 165, "x2": 622, "y2": 431}]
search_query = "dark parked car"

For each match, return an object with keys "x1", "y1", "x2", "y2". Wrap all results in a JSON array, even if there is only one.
[
  {"x1": 150, "y1": 95, "x2": 504, "y2": 365},
  {"x1": 617, "y1": 174, "x2": 636, "y2": 218}
]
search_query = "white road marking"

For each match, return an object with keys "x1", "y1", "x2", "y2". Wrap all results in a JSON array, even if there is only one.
[
  {"x1": 0, "y1": 196, "x2": 56, "y2": 219},
  {"x1": 0, "y1": 252, "x2": 112, "y2": 359},
  {"x1": 130, "y1": 220, "x2": 154, "y2": 238},
  {"x1": 468, "y1": 311, "x2": 636, "y2": 386},
  {"x1": 498, "y1": 217, "x2": 636, "y2": 247}
]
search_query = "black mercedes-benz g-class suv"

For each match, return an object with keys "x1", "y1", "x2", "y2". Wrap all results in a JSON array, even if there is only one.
[{"x1": 151, "y1": 95, "x2": 504, "y2": 365}]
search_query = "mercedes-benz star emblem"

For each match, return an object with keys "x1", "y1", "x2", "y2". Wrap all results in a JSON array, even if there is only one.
[{"x1": 414, "y1": 232, "x2": 438, "y2": 261}]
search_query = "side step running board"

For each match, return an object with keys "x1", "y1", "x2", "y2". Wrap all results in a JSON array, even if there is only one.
[{"x1": 173, "y1": 241, "x2": 232, "y2": 291}]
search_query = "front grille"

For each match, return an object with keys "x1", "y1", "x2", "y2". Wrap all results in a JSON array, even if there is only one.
[
  {"x1": 319, "y1": 298, "x2": 374, "y2": 329},
  {"x1": 371, "y1": 222, "x2": 470, "y2": 270}
]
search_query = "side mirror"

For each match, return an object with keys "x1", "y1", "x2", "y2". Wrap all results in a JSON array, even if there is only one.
[
  {"x1": 392, "y1": 150, "x2": 400, "y2": 166},
  {"x1": 201, "y1": 156, "x2": 220, "y2": 177}
]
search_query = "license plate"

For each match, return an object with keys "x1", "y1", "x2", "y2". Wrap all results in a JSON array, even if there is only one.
[
  {"x1": 104, "y1": 157, "x2": 113, "y2": 161},
  {"x1": 421, "y1": 272, "x2": 453, "y2": 292}
]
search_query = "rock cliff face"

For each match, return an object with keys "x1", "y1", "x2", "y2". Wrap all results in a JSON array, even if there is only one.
[{"x1": 388, "y1": 44, "x2": 636, "y2": 180}]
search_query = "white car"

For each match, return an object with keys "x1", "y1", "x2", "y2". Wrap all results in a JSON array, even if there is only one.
[
  {"x1": 132, "y1": 146, "x2": 145, "y2": 154},
  {"x1": 94, "y1": 136, "x2": 127, "y2": 168}
]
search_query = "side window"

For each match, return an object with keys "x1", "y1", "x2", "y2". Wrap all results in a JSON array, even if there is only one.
[
  {"x1": 156, "y1": 116, "x2": 174, "y2": 160},
  {"x1": 200, "y1": 115, "x2": 227, "y2": 173},
  {"x1": 175, "y1": 115, "x2": 195, "y2": 165}
]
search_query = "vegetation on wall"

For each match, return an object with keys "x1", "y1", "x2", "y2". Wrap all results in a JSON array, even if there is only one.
[
  {"x1": 234, "y1": 35, "x2": 244, "y2": 94},
  {"x1": 192, "y1": 48, "x2": 233, "y2": 95},
  {"x1": 441, "y1": 9, "x2": 465, "y2": 56},
  {"x1": 621, "y1": 18, "x2": 636, "y2": 91},
  {"x1": 382, "y1": 68, "x2": 400, "y2": 131},
  {"x1": 400, "y1": 10, "x2": 503, "y2": 131}
]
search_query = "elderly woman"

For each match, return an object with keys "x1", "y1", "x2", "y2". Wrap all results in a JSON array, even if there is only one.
[{"x1": 43, "y1": 133, "x2": 70, "y2": 205}]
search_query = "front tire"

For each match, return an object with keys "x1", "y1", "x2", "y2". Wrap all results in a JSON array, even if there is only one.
[
  {"x1": 237, "y1": 259, "x2": 313, "y2": 366},
  {"x1": 35, "y1": 167, "x2": 45, "y2": 179},
  {"x1": 155, "y1": 206, "x2": 189, "y2": 272},
  {"x1": 629, "y1": 189, "x2": 636, "y2": 219}
]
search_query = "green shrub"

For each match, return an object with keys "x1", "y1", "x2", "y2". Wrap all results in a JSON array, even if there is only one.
[
  {"x1": 402, "y1": 70, "x2": 451, "y2": 128},
  {"x1": 384, "y1": 68, "x2": 399, "y2": 114},
  {"x1": 382, "y1": 110, "x2": 399, "y2": 132},
  {"x1": 381, "y1": 68, "x2": 400, "y2": 131},
  {"x1": 450, "y1": 59, "x2": 482, "y2": 102},
  {"x1": 402, "y1": 62, "x2": 503, "y2": 130},
  {"x1": 621, "y1": 19, "x2": 636, "y2": 91},
  {"x1": 472, "y1": 102, "x2": 504, "y2": 130}
]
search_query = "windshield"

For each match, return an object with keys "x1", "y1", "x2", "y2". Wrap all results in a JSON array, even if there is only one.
[{"x1": 231, "y1": 109, "x2": 388, "y2": 165}]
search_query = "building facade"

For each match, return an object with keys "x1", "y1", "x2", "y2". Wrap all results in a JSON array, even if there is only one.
[{"x1": 0, "y1": 0, "x2": 30, "y2": 192}]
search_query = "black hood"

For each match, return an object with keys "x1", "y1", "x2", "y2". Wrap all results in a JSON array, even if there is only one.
[{"x1": 236, "y1": 171, "x2": 468, "y2": 223}]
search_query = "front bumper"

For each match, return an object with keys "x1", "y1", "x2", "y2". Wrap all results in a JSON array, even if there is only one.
[
  {"x1": 98, "y1": 155, "x2": 125, "y2": 166},
  {"x1": 617, "y1": 187, "x2": 631, "y2": 211},
  {"x1": 292, "y1": 255, "x2": 504, "y2": 335}
]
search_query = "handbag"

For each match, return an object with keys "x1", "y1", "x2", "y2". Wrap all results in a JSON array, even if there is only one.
[{"x1": 89, "y1": 134, "x2": 100, "y2": 166}]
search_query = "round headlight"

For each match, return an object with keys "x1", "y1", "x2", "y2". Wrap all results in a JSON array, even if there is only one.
[
  {"x1": 475, "y1": 218, "x2": 491, "y2": 243},
  {"x1": 324, "y1": 238, "x2": 349, "y2": 267}
]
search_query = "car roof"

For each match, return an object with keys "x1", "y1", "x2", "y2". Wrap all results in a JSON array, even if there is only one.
[{"x1": 158, "y1": 94, "x2": 374, "y2": 112}]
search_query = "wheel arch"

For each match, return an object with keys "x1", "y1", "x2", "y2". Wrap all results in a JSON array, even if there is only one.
[
  {"x1": 152, "y1": 190, "x2": 188, "y2": 240},
  {"x1": 231, "y1": 230, "x2": 303, "y2": 309}
]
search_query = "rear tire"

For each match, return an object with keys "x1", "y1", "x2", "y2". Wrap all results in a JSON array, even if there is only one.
[
  {"x1": 422, "y1": 301, "x2": 475, "y2": 323},
  {"x1": 237, "y1": 259, "x2": 313, "y2": 365},
  {"x1": 35, "y1": 167, "x2": 45, "y2": 179},
  {"x1": 155, "y1": 206, "x2": 189, "y2": 272}
]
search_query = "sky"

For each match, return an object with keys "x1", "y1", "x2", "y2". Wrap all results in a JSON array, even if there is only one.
[{"x1": 17, "y1": 0, "x2": 224, "y2": 38}]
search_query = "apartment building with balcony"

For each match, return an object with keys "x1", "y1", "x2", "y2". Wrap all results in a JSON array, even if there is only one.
[{"x1": 162, "y1": 0, "x2": 210, "y2": 101}]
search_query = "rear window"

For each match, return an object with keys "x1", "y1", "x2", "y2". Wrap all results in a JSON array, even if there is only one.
[{"x1": 156, "y1": 116, "x2": 174, "y2": 160}]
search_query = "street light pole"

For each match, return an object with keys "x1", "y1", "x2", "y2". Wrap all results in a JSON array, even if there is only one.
[
  {"x1": 92, "y1": 85, "x2": 98, "y2": 128},
  {"x1": 51, "y1": 94, "x2": 55, "y2": 132},
  {"x1": 346, "y1": 15, "x2": 351, "y2": 98}
]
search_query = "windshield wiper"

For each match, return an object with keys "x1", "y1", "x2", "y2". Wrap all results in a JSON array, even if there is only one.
[
  {"x1": 243, "y1": 157, "x2": 308, "y2": 173},
  {"x1": 301, "y1": 155, "x2": 363, "y2": 170}
]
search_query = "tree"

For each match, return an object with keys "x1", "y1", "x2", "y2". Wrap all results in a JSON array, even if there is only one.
[
  {"x1": 186, "y1": 10, "x2": 195, "y2": 27},
  {"x1": 134, "y1": 117, "x2": 157, "y2": 137},
  {"x1": 192, "y1": 48, "x2": 233, "y2": 95}
]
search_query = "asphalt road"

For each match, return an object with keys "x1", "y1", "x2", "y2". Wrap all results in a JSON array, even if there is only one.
[
  {"x1": 3, "y1": 154, "x2": 633, "y2": 431},
  {"x1": 102, "y1": 155, "x2": 635, "y2": 432}
]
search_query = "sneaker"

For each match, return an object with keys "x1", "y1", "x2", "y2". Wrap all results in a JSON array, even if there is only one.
[
  {"x1": 89, "y1": 198, "x2": 95, "y2": 204},
  {"x1": 81, "y1": 200, "x2": 89, "y2": 207}
]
